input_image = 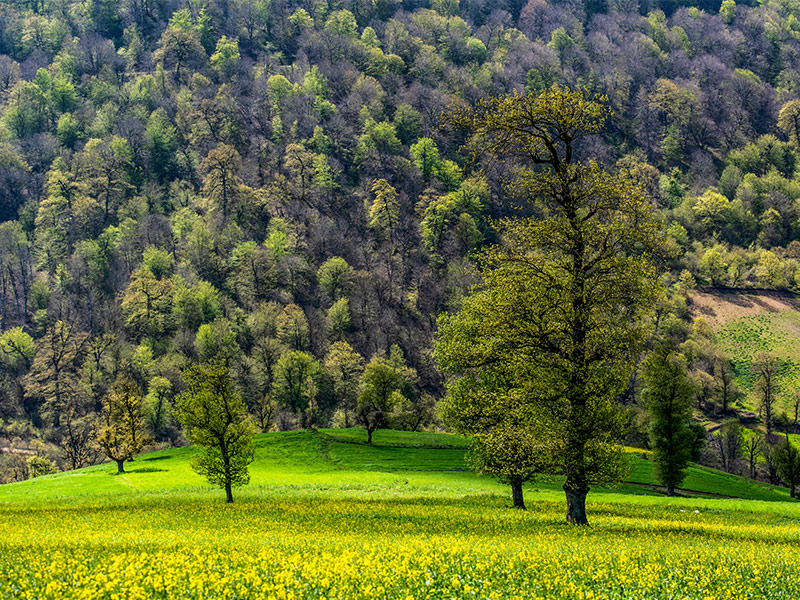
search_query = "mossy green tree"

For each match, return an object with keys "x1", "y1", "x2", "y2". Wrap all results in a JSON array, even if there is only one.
[
  {"x1": 95, "y1": 375, "x2": 150, "y2": 474},
  {"x1": 357, "y1": 346, "x2": 416, "y2": 444},
  {"x1": 176, "y1": 361, "x2": 255, "y2": 503},
  {"x1": 436, "y1": 86, "x2": 662, "y2": 525},
  {"x1": 469, "y1": 420, "x2": 548, "y2": 509},
  {"x1": 642, "y1": 343, "x2": 704, "y2": 496}
]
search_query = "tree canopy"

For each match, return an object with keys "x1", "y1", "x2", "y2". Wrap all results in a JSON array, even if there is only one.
[{"x1": 436, "y1": 86, "x2": 663, "y2": 524}]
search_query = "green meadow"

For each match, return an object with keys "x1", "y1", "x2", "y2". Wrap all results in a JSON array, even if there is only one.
[{"x1": 1, "y1": 429, "x2": 799, "y2": 599}]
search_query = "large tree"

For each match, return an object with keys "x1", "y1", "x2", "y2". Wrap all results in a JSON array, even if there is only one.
[
  {"x1": 435, "y1": 86, "x2": 662, "y2": 525},
  {"x1": 175, "y1": 361, "x2": 255, "y2": 503}
]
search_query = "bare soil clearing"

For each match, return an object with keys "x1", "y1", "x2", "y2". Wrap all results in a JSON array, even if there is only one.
[{"x1": 690, "y1": 289, "x2": 800, "y2": 327}]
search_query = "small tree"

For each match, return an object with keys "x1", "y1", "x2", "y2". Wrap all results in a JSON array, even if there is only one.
[
  {"x1": 469, "y1": 422, "x2": 547, "y2": 509},
  {"x1": 324, "y1": 341, "x2": 365, "y2": 428},
  {"x1": 744, "y1": 435, "x2": 763, "y2": 480},
  {"x1": 317, "y1": 257, "x2": 353, "y2": 301},
  {"x1": 642, "y1": 344, "x2": 697, "y2": 496},
  {"x1": 175, "y1": 361, "x2": 255, "y2": 503},
  {"x1": 145, "y1": 376, "x2": 174, "y2": 442},
  {"x1": 61, "y1": 413, "x2": 97, "y2": 471},
  {"x1": 357, "y1": 355, "x2": 403, "y2": 444},
  {"x1": 762, "y1": 438, "x2": 781, "y2": 484},
  {"x1": 95, "y1": 376, "x2": 150, "y2": 474},
  {"x1": 714, "y1": 355, "x2": 739, "y2": 414},
  {"x1": 27, "y1": 455, "x2": 58, "y2": 478},
  {"x1": 790, "y1": 390, "x2": 800, "y2": 426},
  {"x1": 774, "y1": 435, "x2": 800, "y2": 498},
  {"x1": 252, "y1": 395, "x2": 277, "y2": 432},
  {"x1": 712, "y1": 421, "x2": 744, "y2": 474},
  {"x1": 754, "y1": 354, "x2": 780, "y2": 437}
]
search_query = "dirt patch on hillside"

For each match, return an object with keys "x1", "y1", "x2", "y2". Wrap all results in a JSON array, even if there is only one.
[{"x1": 690, "y1": 289, "x2": 800, "y2": 328}]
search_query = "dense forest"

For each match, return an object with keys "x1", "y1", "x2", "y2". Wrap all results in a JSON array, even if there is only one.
[{"x1": 3, "y1": 0, "x2": 800, "y2": 480}]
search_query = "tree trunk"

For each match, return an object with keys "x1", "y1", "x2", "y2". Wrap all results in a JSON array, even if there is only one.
[
  {"x1": 225, "y1": 481, "x2": 233, "y2": 503},
  {"x1": 367, "y1": 427, "x2": 373, "y2": 445},
  {"x1": 116, "y1": 460, "x2": 125, "y2": 474},
  {"x1": 666, "y1": 486, "x2": 675, "y2": 497},
  {"x1": 565, "y1": 488, "x2": 588, "y2": 525},
  {"x1": 511, "y1": 480, "x2": 525, "y2": 509}
]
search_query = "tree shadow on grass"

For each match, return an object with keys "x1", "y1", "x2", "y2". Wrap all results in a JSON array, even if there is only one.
[{"x1": 120, "y1": 467, "x2": 167, "y2": 474}]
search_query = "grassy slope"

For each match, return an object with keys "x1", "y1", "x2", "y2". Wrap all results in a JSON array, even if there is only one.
[
  {"x1": 691, "y1": 289, "x2": 800, "y2": 400},
  {"x1": 0, "y1": 428, "x2": 791, "y2": 504}
]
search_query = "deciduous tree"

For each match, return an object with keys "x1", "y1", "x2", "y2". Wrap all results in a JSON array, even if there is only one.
[
  {"x1": 175, "y1": 361, "x2": 255, "y2": 502},
  {"x1": 754, "y1": 354, "x2": 780, "y2": 437},
  {"x1": 324, "y1": 341, "x2": 364, "y2": 428},
  {"x1": 774, "y1": 435, "x2": 800, "y2": 498},
  {"x1": 436, "y1": 86, "x2": 662, "y2": 525},
  {"x1": 357, "y1": 354, "x2": 404, "y2": 444},
  {"x1": 95, "y1": 375, "x2": 149, "y2": 474}
]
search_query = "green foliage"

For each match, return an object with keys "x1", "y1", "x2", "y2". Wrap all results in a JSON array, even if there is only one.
[
  {"x1": 273, "y1": 351, "x2": 321, "y2": 427},
  {"x1": 175, "y1": 361, "x2": 255, "y2": 502},
  {"x1": 324, "y1": 342, "x2": 365, "y2": 428},
  {"x1": 357, "y1": 355, "x2": 404, "y2": 444},
  {"x1": 145, "y1": 376, "x2": 173, "y2": 442},
  {"x1": 0, "y1": 327, "x2": 35, "y2": 372},
  {"x1": 94, "y1": 375, "x2": 150, "y2": 473},
  {"x1": 325, "y1": 10, "x2": 358, "y2": 37},
  {"x1": 26, "y1": 455, "x2": 57, "y2": 478},
  {"x1": 195, "y1": 319, "x2": 240, "y2": 364},
  {"x1": 438, "y1": 86, "x2": 662, "y2": 524},
  {"x1": 327, "y1": 297, "x2": 351, "y2": 340},
  {"x1": 773, "y1": 436, "x2": 800, "y2": 497},
  {"x1": 210, "y1": 36, "x2": 240, "y2": 78},
  {"x1": 642, "y1": 343, "x2": 702, "y2": 494},
  {"x1": 420, "y1": 175, "x2": 487, "y2": 256},
  {"x1": 368, "y1": 179, "x2": 400, "y2": 241},
  {"x1": 468, "y1": 423, "x2": 548, "y2": 502},
  {"x1": 355, "y1": 346, "x2": 417, "y2": 443},
  {"x1": 317, "y1": 257, "x2": 353, "y2": 301},
  {"x1": 276, "y1": 304, "x2": 310, "y2": 350}
]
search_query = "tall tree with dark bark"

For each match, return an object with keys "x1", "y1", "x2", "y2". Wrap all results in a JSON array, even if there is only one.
[
  {"x1": 754, "y1": 354, "x2": 780, "y2": 437},
  {"x1": 436, "y1": 86, "x2": 662, "y2": 525}
]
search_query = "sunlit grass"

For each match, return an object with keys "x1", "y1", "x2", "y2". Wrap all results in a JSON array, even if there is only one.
[{"x1": 1, "y1": 429, "x2": 798, "y2": 599}]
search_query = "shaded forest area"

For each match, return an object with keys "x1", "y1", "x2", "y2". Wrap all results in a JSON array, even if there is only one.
[{"x1": 3, "y1": 0, "x2": 800, "y2": 476}]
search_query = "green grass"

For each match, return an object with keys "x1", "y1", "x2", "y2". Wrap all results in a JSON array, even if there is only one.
[
  {"x1": 713, "y1": 311, "x2": 800, "y2": 403},
  {"x1": 0, "y1": 428, "x2": 792, "y2": 503},
  {"x1": 2, "y1": 429, "x2": 800, "y2": 599}
]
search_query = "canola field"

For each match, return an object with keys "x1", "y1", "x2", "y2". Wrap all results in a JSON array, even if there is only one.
[
  {"x1": 1, "y1": 489, "x2": 800, "y2": 600},
  {"x1": 1, "y1": 431, "x2": 798, "y2": 600}
]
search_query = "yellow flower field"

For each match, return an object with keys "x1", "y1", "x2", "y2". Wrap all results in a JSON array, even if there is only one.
[{"x1": 1, "y1": 491, "x2": 798, "y2": 599}]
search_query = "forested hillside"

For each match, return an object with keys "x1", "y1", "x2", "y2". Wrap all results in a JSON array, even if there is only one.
[{"x1": 4, "y1": 0, "x2": 800, "y2": 477}]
